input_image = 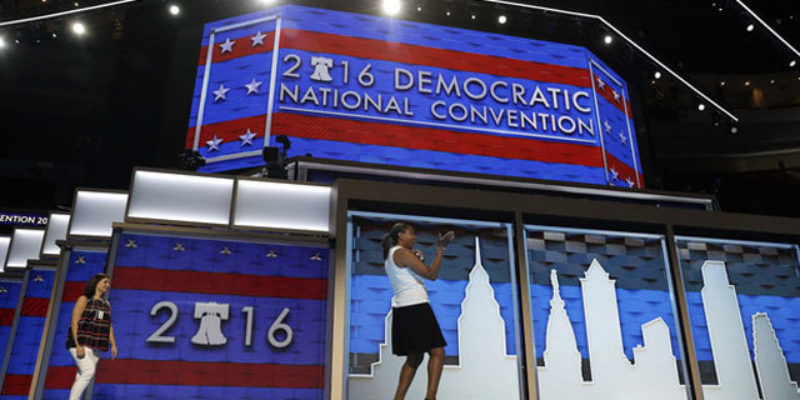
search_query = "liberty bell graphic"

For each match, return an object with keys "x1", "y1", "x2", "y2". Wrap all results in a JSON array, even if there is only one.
[
  {"x1": 310, "y1": 56, "x2": 334, "y2": 82},
  {"x1": 191, "y1": 302, "x2": 230, "y2": 346}
]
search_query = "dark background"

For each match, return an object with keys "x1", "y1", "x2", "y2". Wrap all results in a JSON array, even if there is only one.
[{"x1": 1, "y1": 0, "x2": 798, "y2": 216}]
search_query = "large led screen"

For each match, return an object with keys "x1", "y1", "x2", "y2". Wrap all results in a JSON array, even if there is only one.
[
  {"x1": 0, "y1": 267, "x2": 56, "y2": 400},
  {"x1": 0, "y1": 278, "x2": 23, "y2": 367},
  {"x1": 38, "y1": 249, "x2": 108, "y2": 399},
  {"x1": 525, "y1": 226, "x2": 689, "y2": 400},
  {"x1": 92, "y1": 232, "x2": 329, "y2": 399},
  {"x1": 187, "y1": 6, "x2": 643, "y2": 188},
  {"x1": 346, "y1": 212, "x2": 522, "y2": 399},
  {"x1": 674, "y1": 238, "x2": 800, "y2": 400}
]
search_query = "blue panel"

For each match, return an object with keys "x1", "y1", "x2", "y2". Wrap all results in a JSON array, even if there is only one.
[{"x1": 40, "y1": 250, "x2": 107, "y2": 399}]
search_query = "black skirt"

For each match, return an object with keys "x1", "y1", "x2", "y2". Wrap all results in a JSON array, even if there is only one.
[{"x1": 391, "y1": 302, "x2": 447, "y2": 356}]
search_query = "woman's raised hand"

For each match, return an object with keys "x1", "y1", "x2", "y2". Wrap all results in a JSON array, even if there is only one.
[{"x1": 437, "y1": 231, "x2": 455, "y2": 249}]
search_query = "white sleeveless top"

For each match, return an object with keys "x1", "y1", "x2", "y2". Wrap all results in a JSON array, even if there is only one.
[{"x1": 385, "y1": 245, "x2": 429, "y2": 307}]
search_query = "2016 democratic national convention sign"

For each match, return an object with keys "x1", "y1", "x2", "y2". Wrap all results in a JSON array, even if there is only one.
[{"x1": 186, "y1": 5, "x2": 643, "y2": 188}]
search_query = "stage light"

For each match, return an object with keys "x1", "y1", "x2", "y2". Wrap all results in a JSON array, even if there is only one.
[
  {"x1": 169, "y1": 4, "x2": 180, "y2": 15},
  {"x1": 604, "y1": 35, "x2": 613, "y2": 44},
  {"x1": 382, "y1": 0, "x2": 401, "y2": 16},
  {"x1": 258, "y1": 0, "x2": 276, "y2": 4},
  {"x1": 0, "y1": 37, "x2": 5, "y2": 49},
  {"x1": 72, "y1": 22, "x2": 86, "y2": 35},
  {"x1": 654, "y1": 71, "x2": 662, "y2": 79},
  {"x1": 746, "y1": 23, "x2": 754, "y2": 32},
  {"x1": 416, "y1": 6, "x2": 421, "y2": 12},
  {"x1": 770, "y1": 79, "x2": 775, "y2": 84},
  {"x1": 720, "y1": 81, "x2": 726, "y2": 86},
  {"x1": 471, "y1": 14, "x2": 476, "y2": 20},
  {"x1": 498, "y1": 15, "x2": 507, "y2": 24},
  {"x1": 446, "y1": 11, "x2": 451, "y2": 16},
  {"x1": 698, "y1": 103, "x2": 706, "y2": 111},
  {"x1": 730, "y1": 125, "x2": 739, "y2": 134},
  {"x1": 51, "y1": 33, "x2": 57, "y2": 38},
  {"x1": 745, "y1": 81, "x2": 751, "y2": 86},
  {"x1": 791, "y1": 60, "x2": 797, "y2": 67}
]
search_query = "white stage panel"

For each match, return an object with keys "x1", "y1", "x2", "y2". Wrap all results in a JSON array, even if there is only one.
[
  {"x1": 69, "y1": 191, "x2": 128, "y2": 238},
  {"x1": 41, "y1": 213, "x2": 70, "y2": 256},
  {"x1": 234, "y1": 179, "x2": 330, "y2": 233},
  {"x1": 127, "y1": 170, "x2": 234, "y2": 225},
  {"x1": 5, "y1": 229, "x2": 45, "y2": 270}
]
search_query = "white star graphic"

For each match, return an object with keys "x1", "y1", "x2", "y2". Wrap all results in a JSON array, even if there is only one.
[
  {"x1": 34, "y1": 274, "x2": 44, "y2": 282},
  {"x1": 0, "y1": 286, "x2": 6, "y2": 294},
  {"x1": 626, "y1": 177, "x2": 635, "y2": 187},
  {"x1": 596, "y1": 77, "x2": 606, "y2": 89},
  {"x1": 75, "y1": 256, "x2": 86, "y2": 264},
  {"x1": 612, "y1": 89, "x2": 621, "y2": 102},
  {"x1": 604, "y1": 120, "x2": 612, "y2": 134},
  {"x1": 174, "y1": 243, "x2": 185, "y2": 252},
  {"x1": 310, "y1": 252, "x2": 322, "y2": 261},
  {"x1": 619, "y1": 132, "x2": 628, "y2": 146},
  {"x1": 239, "y1": 129, "x2": 256, "y2": 146},
  {"x1": 609, "y1": 167, "x2": 619, "y2": 181},
  {"x1": 206, "y1": 135, "x2": 223, "y2": 151},
  {"x1": 213, "y1": 84, "x2": 229, "y2": 102},
  {"x1": 219, "y1": 37, "x2": 235, "y2": 54},
  {"x1": 244, "y1": 78, "x2": 262, "y2": 95},
  {"x1": 250, "y1": 31, "x2": 267, "y2": 47},
  {"x1": 125, "y1": 239, "x2": 137, "y2": 248},
  {"x1": 220, "y1": 247, "x2": 232, "y2": 255},
  {"x1": 266, "y1": 250, "x2": 278, "y2": 258}
]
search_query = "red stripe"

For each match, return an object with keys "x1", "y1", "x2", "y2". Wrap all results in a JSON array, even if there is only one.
[
  {"x1": 62, "y1": 281, "x2": 85, "y2": 302},
  {"x1": 21, "y1": 297, "x2": 49, "y2": 317},
  {"x1": 0, "y1": 308, "x2": 14, "y2": 326},
  {"x1": 198, "y1": 29, "x2": 591, "y2": 87},
  {"x1": 0, "y1": 374, "x2": 32, "y2": 396},
  {"x1": 44, "y1": 366, "x2": 75, "y2": 389},
  {"x1": 274, "y1": 113, "x2": 604, "y2": 167},
  {"x1": 94, "y1": 359, "x2": 324, "y2": 388},
  {"x1": 606, "y1": 152, "x2": 644, "y2": 188},
  {"x1": 198, "y1": 32, "x2": 276, "y2": 66},
  {"x1": 111, "y1": 267, "x2": 327, "y2": 299},
  {"x1": 279, "y1": 29, "x2": 591, "y2": 88},
  {"x1": 185, "y1": 114, "x2": 266, "y2": 149}
]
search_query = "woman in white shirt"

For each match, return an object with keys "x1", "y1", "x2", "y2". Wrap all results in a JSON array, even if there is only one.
[{"x1": 382, "y1": 222, "x2": 455, "y2": 400}]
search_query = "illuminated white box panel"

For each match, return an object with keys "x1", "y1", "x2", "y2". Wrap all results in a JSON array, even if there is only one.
[
  {"x1": 69, "y1": 191, "x2": 129, "y2": 238},
  {"x1": 5, "y1": 229, "x2": 45, "y2": 270},
  {"x1": 0, "y1": 237, "x2": 10, "y2": 271},
  {"x1": 234, "y1": 179, "x2": 331, "y2": 233},
  {"x1": 41, "y1": 213, "x2": 70, "y2": 256},
  {"x1": 127, "y1": 170, "x2": 234, "y2": 225}
]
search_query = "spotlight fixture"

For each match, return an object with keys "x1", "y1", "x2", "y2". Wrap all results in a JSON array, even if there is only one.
[
  {"x1": 498, "y1": 15, "x2": 507, "y2": 24},
  {"x1": 72, "y1": 22, "x2": 86, "y2": 35},
  {"x1": 51, "y1": 33, "x2": 57, "y2": 38},
  {"x1": 745, "y1": 81, "x2": 751, "y2": 86},
  {"x1": 471, "y1": 14, "x2": 476, "y2": 20},
  {"x1": 791, "y1": 60, "x2": 797, "y2": 68},
  {"x1": 446, "y1": 11, "x2": 451, "y2": 16},
  {"x1": 416, "y1": 6, "x2": 421, "y2": 12},
  {"x1": 720, "y1": 81, "x2": 726, "y2": 86},
  {"x1": 0, "y1": 37, "x2": 5, "y2": 48},
  {"x1": 770, "y1": 79, "x2": 775, "y2": 84},
  {"x1": 730, "y1": 125, "x2": 739, "y2": 135},
  {"x1": 746, "y1": 23, "x2": 754, "y2": 32},
  {"x1": 698, "y1": 103, "x2": 706, "y2": 111},
  {"x1": 603, "y1": 35, "x2": 613, "y2": 44},
  {"x1": 382, "y1": 0, "x2": 401, "y2": 16},
  {"x1": 654, "y1": 71, "x2": 662, "y2": 79},
  {"x1": 168, "y1": 4, "x2": 180, "y2": 15}
]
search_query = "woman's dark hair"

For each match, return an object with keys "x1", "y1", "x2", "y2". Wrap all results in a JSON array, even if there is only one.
[
  {"x1": 382, "y1": 222, "x2": 412, "y2": 260},
  {"x1": 83, "y1": 273, "x2": 109, "y2": 298}
]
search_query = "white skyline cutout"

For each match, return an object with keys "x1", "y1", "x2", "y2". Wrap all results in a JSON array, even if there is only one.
[{"x1": 348, "y1": 242, "x2": 799, "y2": 400}]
